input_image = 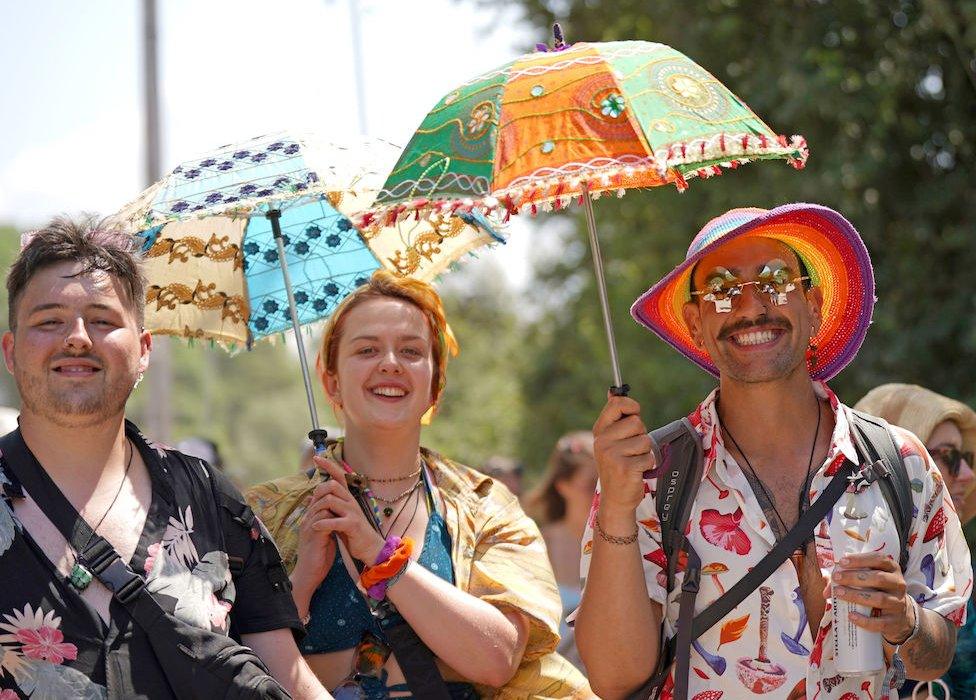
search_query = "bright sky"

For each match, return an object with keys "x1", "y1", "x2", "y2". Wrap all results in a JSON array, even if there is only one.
[{"x1": 0, "y1": 0, "x2": 549, "y2": 288}]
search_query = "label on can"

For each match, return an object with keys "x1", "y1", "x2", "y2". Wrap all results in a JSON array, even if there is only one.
[{"x1": 831, "y1": 591, "x2": 884, "y2": 676}]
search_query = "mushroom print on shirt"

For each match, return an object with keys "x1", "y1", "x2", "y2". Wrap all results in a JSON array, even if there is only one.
[{"x1": 577, "y1": 383, "x2": 973, "y2": 700}]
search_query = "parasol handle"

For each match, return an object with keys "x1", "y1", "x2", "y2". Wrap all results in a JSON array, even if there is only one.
[
  {"x1": 580, "y1": 182, "x2": 629, "y2": 397},
  {"x1": 308, "y1": 428, "x2": 331, "y2": 482},
  {"x1": 266, "y1": 209, "x2": 328, "y2": 442},
  {"x1": 308, "y1": 429, "x2": 329, "y2": 454}
]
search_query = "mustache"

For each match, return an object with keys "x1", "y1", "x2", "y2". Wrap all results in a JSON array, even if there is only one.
[
  {"x1": 718, "y1": 314, "x2": 792, "y2": 341},
  {"x1": 49, "y1": 351, "x2": 103, "y2": 368}
]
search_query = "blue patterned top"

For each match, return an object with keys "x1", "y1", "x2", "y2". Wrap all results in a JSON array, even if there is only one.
[{"x1": 301, "y1": 510, "x2": 455, "y2": 654}]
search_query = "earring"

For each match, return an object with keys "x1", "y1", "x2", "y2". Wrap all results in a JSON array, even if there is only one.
[
  {"x1": 805, "y1": 344, "x2": 818, "y2": 374},
  {"x1": 133, "y1": 372, "x2": 144, "y2": 389}
]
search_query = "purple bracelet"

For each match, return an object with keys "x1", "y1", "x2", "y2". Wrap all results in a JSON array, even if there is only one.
[
  {"x1": 374, "y1": 536, "x2": 401, "y2": 566},
  {"x1": 366, "y1": 536, "x2": 403, "y2": 601},
  {"x1": 366, "y1": 580, "x2": 388, "y2": 601}
]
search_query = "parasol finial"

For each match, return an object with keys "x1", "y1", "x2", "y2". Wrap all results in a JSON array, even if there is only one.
[
  {"x1": 552, "y1": 22, "x2": 566, "y2": 49},
  {"x1": 536, "y1": 21, "x2": 570, "y2": 52}
]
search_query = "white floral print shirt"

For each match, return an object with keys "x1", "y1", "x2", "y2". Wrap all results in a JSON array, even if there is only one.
[{"x1": 578, "y1": 382, "x2": 972, "y2": 700}]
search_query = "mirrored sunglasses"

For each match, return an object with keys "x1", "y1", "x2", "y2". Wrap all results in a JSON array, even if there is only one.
[{"x1": 691, "y1": 259, "x2": 810, "y2": 313}]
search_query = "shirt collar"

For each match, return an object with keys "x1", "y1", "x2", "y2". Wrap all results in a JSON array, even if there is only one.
[{"x1": 692, "y1": 380, "x2": 860, "y2": 481}]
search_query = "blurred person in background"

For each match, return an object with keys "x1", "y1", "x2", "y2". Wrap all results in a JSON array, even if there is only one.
[
  {"x1": 176, "y1": 436, "x2": 242, "y2": 490},
  {"x1": 856, "y1": 383, "x2": 976, "y2": 699},
  {"x1": 247, "y1": 270, "x2": 591, "y2": 699},
  {"x1": 525, "y1": 431, "x2": 598, "y2": 670},
  {"x1": 480, "y1": 455, "x2": 524, "y2": 498},
  {"x1": 175, "y1": 435, "x2": 225, "y2": 470}
]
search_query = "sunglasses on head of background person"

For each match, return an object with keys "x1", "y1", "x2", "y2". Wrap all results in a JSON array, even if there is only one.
[{"x1": 928, "y1": 446, "x2": 974, "y2": 478}]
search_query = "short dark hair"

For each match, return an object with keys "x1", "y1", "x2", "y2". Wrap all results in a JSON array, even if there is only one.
[{"x1": 7, "y1": 215, "x2": 146, "y2": 329}]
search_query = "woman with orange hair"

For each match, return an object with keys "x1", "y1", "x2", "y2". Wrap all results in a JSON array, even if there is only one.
[{"x1": 246, "y1": 271, "x2": 590, "y2": 699}]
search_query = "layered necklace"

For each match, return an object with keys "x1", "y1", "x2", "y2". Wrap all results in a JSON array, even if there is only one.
[
  {"x1": 342, "y1": 458, "x2": 425, "y2": 518},
  {"x1": 379, "y1": 482, "x2": 424, "y2": 539},
  {"x1": 371, "y1": 477, "x2": 423, "y2": 518}
]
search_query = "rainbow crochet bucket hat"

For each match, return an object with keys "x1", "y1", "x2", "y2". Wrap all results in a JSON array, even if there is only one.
[{"x1": 630, "y1": 203, "x2": 874, "y2": 381}]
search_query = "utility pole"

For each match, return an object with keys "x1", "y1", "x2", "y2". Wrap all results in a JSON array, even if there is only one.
[
  {"x1": 349, "y1": 0, "x2": 367, "y2": 134},
  {"x1": 142, "y1": 0, "x2": 172, "y2": 441}
]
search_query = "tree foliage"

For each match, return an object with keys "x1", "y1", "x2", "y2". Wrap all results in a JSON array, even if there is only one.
[{"x1": 0, "y1": 227, "x2": 25, "y2": 407}]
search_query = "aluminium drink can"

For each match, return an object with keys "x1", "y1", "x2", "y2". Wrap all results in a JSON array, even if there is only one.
[{"x1": 830, "y1": 587, "x2": 884, "y2": 676}]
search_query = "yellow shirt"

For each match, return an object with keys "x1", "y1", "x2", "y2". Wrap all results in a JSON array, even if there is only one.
[{"x1": 245, "y1": 443, "x2": 593, "y2": 699}]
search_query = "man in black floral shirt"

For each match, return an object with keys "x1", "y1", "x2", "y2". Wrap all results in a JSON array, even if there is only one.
[{"x1": 0, "y1": 217, "x2": 330, "y2": 698}]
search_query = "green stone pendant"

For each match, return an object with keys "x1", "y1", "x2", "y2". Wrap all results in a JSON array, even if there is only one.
[{"x1": 68, "y1": 562, "x2": 93, "y2": 591}]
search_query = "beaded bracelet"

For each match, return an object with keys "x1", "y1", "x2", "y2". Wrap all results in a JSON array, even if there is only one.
[{"x1": 594, "y1": 513, "x2": 639, "y2": 545}]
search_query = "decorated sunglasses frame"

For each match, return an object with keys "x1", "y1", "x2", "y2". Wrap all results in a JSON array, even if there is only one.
[{"x1": 691, "y1": 258, "x2": 810, "y2": 313}]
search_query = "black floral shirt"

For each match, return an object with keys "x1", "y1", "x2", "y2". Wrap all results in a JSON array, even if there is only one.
[{"x1": 0, "y1": 421, "x2": 302, "y2": 699}]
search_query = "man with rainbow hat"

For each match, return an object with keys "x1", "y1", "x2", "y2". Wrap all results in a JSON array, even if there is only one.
[{"x1": 572, "y1": 204, "x2": 972, "y2": 700}]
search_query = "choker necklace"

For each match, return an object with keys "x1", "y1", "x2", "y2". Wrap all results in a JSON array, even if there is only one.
[
  {"x1": 340, "y1": 451, "x2": 426, "y2": 518},
  {"x1": 68, "y1": 439, "x2": 135, "y2": 591},
  {"x1": 364, "y1": 466, "x2": 422, "y2": 485}
]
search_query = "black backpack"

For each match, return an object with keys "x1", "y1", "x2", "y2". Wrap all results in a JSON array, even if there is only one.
[{"x1": 633, "y1": 409, "x2": 913, "y2": 700}]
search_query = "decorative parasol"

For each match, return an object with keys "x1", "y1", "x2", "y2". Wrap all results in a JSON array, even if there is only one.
[
  {"x1": 111, "y1": 132, "x2": 500, "y2": 445},
  {"x1": 359, "y1": 25, "x2": 809, "y2": 393}
]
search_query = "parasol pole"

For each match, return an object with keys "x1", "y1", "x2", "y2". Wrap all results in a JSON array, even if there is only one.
[
  {"x1": 580, "y1": 182, "x2": 629, "y2": 396},
  {"x1": 266, "y1": 209, "x2": 329, "y2": 452}
]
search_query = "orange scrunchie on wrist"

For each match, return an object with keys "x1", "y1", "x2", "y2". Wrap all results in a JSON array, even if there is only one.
[{"x1": 360, "y1": 537, "x2": 414, "y2": 590}]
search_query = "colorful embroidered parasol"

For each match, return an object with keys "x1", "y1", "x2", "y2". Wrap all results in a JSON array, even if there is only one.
[
  {"x1": 360, "y1": 26, "x2": 809, "y2": 392},
  {"x1": 111, "y1": 132, "x2": 499, "y2": 441}
]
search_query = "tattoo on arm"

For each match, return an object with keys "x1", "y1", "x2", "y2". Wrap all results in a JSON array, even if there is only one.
[{"x1": 904, "y1": 610, "x2": 957, "y2": 674}]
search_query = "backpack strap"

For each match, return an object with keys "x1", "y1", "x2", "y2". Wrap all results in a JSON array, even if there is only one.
[
  {"x1": 217, "y1": 490, "x2": 257, "y2": 578},
  {"x1": 653, "y1": 418, "x2": 705, "y2": 594},
  {"x1": 625, "y1": 419, "x2": 704, "y2": 700},
  {"x1": 689, "y1": 458, "x2": 856, "y2": 640},
  {"x1": 196, "y1": 459, "x2": 292, "y2": 593},
  {"x1": 848, "y1": 410, "x2": 912, "y2": 572}
]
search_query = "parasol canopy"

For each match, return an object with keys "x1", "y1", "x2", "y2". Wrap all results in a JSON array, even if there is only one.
[
  {"x1": 360, "y1": 28, "x2": 809, "y2": 392},
  {"x1": 111, "y1": 132, "x2": 500, "y2": 443}
]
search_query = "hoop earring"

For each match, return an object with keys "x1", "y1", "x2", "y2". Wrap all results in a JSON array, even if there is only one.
[{"x1": 805, "y1": 344, "x2": 818, "y2": 374}]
